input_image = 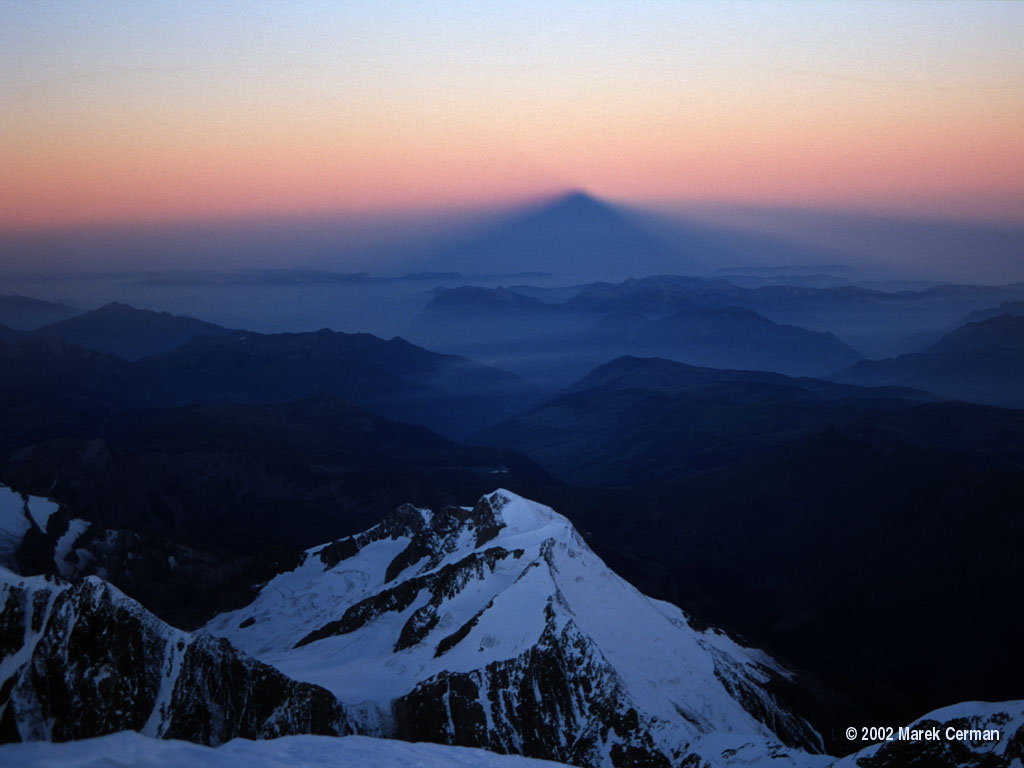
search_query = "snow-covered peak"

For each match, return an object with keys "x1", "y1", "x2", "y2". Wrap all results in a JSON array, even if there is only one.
[
  {"x1": 205, "y1": 490, "x2": 826, "y2": 766},
  {"x1": 484, "y1": 489, "x2": 558, "y2": 528}
]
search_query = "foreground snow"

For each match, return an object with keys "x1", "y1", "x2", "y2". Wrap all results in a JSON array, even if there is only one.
[
  {"x1": 5, "y1": 702, "x2": 1022, "y2": 768},
  {"x1": 0, "y1": 731, "x2": 571, "y2": 768}
]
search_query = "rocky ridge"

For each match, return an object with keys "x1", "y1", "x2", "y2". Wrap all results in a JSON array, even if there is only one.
[{"x1": 0, "y1": 568, "x2": 354, "y2": 745}]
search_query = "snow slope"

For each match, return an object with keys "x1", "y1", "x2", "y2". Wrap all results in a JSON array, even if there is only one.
[
  {"x1": 3, "y1": 702, "x2": 1022, "y2": 768},
  {"x1": 0, "y1": 731, "x2": 572, "y2": 768},
  {"x1": 206, "y1": 490, "x2": 828, "y2": 767}
]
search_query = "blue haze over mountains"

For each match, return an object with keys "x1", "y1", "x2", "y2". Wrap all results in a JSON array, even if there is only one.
[{"x1": 2, "y1": 191, "x2": 1024, "y2": 765}]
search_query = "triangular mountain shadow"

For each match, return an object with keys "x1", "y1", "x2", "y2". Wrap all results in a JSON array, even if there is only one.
[{"x1": 423, "y1": 190, "x2": 686, "y2": 281}]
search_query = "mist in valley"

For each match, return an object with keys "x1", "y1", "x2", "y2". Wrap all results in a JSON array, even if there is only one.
[{"x1": 3, "y1": 192, "x2": 1022, "y2": 384}]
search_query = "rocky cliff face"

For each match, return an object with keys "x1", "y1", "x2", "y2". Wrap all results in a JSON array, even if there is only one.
[{"x1": 0, "y1": 569, "x2": 352, "y2": 745}]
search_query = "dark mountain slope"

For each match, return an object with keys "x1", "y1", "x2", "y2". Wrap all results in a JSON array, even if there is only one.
[
  {"x1": 0, "y1": 321, "x2": 23, "y2": 343},
  {"x1": 477, "y1": 356, "x2": 931, "y2": 486},
  {"x1": 2, "y1": 396, "x2": 554, "y2": 551},
  {"x1": 557, "y1": 424, "x2": 1024, "y2": 736},
  {"x1": 1, "y1": 327, "x2": 539, "y2": 442},
  {"x1": 30, "y1": 302, "x2": 234, "y2": 359},
  {"x1": 137, "y1": 329, "x2": 539, "y2": 438},
  {"x1": 0, "y1": 338, "x2": 138, "y2": 450}
]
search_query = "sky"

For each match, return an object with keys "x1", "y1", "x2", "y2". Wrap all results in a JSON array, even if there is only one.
[{"x1": 1, "y1": 1, "x2": 1022, "y2": 233}]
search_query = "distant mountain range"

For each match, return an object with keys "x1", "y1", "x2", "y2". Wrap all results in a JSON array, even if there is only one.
[
  {"x1": 0, "y1": 320, "x2": 540, "y2": 441},
  {"x1": 564, "y1": 275, "x2": 1024, "y2": 357},
  {"x1": 0, "y1": 301, "x2": 236, "y2": 359},
  {"x1": 20, "y1": 302, "x2": 236, "y2": 359},
  {"x1": 410, "y1": 282, "x2": 862, "y2": 385},
  {"x1": 411, "y1": 276, "x2": 1024, "y2": 399},
  {"x1": 832, "y1": 315, "x2": 1024, "y2": 408},
  {"x1": 961, "y1": 298, "x2": 1024, "y2": 325}
]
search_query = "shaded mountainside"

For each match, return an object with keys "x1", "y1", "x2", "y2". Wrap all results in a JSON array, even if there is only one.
[
  {"x1": 832, "y1": 315, "x2": 1024, "y2": 408},
  {"x1": 0, "y1": 322, "x2": 21, "y2": 344},
  {"x1": 136, "y1": 329, "x2": 540, "y2": 439},
  {"x1": 1, "y1": 396, "x2": 554, "y2": 551},
  {"x1": 206, "y1": 490, "x2": 831, "y2": 767},
  {"x1": 0, "y1": 397, "x2": 556, "y2": 628},
  {"x1": 555, "y1": 425, "x2": 1024, "y2": 741},
  {"x1": 0, "y1": 338, "x2": 138, "y2": 451},
  {"x1": 0, "y1": 327, "x2": 540, "y2": 442},
  {"x1": 476, "y1": 356, "x2": 935, "y2": 486},
  {"x1": 0, "y1": 568, "x2": 354, "y2": 745},
  {"x1": 28, "y1": 302, "x2": 235, "y2": 360}
]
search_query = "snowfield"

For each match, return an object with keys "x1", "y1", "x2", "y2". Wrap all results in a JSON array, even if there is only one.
[{"x1": 0, "y1": 731, "x2": 573, "y2": 768}]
